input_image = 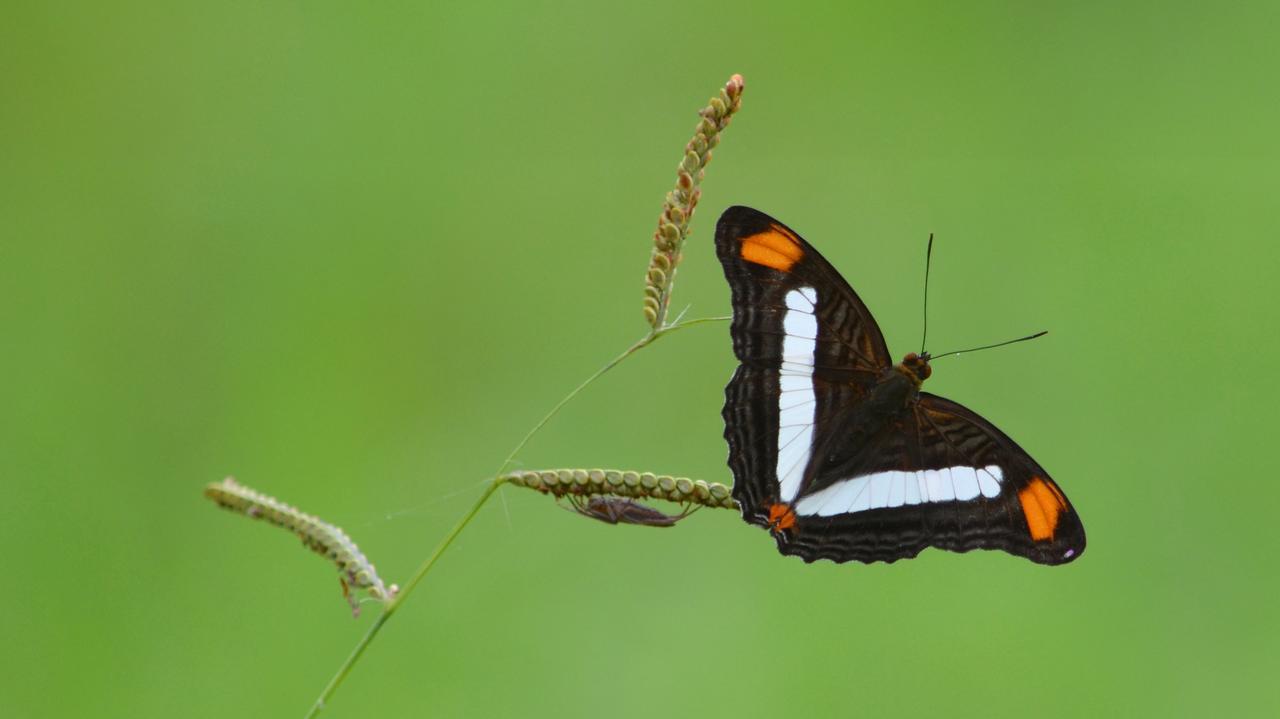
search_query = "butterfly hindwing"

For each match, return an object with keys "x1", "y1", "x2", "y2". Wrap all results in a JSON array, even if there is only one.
[
  {"x1": 770, "y1": 395, "x2": 1084, "y2": 564},
  {"x1": 914, "y1": 393, "x2": 1086, "y2": 564}
]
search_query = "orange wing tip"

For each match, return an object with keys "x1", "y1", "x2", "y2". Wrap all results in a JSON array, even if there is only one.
[
  {"x1": 740, "y1": 227, "x2": 804, "y2": 272},
  {"x1": 767, "y1": 503, "x2": 797, "y2": 532},
  {"x1": 1019, "y1": 477, "x2": 1065, "y2": 541}
]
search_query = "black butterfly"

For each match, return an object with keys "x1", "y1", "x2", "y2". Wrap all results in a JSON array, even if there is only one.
[{"x1": 716, "y1": 206, "x2": 1085, "y2": 565}]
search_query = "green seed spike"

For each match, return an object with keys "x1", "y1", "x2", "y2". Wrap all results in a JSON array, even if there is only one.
[
  {"x1": 204, "y1": 477, "x2": 397, "y2": 617},
  {"x1": 642, "y1": 73, "x2": 745, "y2": 329},
  {"x1": 501, "y1": 468, "x2": 739, "y2": 511}
]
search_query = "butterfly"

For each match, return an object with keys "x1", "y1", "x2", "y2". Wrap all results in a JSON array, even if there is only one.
[{"x1": 715, "y1": 206, "x2": 1085, "y2": 565}]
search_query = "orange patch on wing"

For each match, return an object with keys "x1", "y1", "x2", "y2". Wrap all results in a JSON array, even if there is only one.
[
  {"x1": 740, "y1": 226, "x2": 804, "y2": 272},
  {"x1": 1044, "y1": 479, "x2": 1067, "y2": 506},
  {"x1": 1019, "y1": 477, "x2": 1065, "y2": 541},
  {"x1": 767, "y1": 503, "x2": 797, "y2": 532}
]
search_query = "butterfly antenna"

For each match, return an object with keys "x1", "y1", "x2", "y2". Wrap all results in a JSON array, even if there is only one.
[
  {"x1": 920, "y1": 232, "x2": 934, "y2": 354},
  {"x1": 930, "y1": 331, "x2": 1048, "y2": 360}
]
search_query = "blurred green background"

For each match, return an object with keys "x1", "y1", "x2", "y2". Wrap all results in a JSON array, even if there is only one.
[{"x1": 4, "y1": 2, "x2": 1277, "y2": 717}]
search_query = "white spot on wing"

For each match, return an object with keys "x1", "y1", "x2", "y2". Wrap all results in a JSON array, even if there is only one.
[
  {"x1": 904, "y1": 472, "x2": 922, "y2": 505},
  {"x1": 869, "y1": 472, "x2": 892, "y2": 508},
  {"x1": 777, "y1": 397, "x2": 811, "y2": 430},
  {"x1": 951, "y1": 466, "x2": 981, "y2": 501},
  {"x1": 886, "y1": 471, "x2": 906, "y2": 508},
  {"x1": 776, "y1": 425, "x2": 812, "y2": 503},
  {"x1": 924, "y1": 469, "x2": 946, "y2": 502},
  {"x1": 849, "y1": 479, "x2": 874, "y2": 512},
  {"x1": 796, "y1": 475, "x2": 863, "y2": 516},
  {"x1": 936, "y1": 468, "x2": 957, "y2": 501},
  {"x1": 782, "y1": 297, "x2": 818, "y2": 340},
  {"x1": 779, "y1": 374, "x2": 809, "y2": 393},
  {"x1": 978, "y1": 465, "x2": 1002, "y2": 498}
]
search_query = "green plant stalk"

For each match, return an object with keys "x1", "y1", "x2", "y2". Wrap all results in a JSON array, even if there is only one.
[
  {"x1": 305, "y1": 314, "x2": 727, "y2": 717},
  {"x1": 306, "y1": 478, "x2": 500, "y2": 719},
  {"x1": 497, "y1": 314, "x2": 729, "y2": 475},
  {"x1": 304, "y1": 74, "x2": 744, "y2": 713}
]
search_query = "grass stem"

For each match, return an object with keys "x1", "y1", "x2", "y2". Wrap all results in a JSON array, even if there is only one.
[{"x1": 305, "y1": 314, "x2": 727, "y2": 716}]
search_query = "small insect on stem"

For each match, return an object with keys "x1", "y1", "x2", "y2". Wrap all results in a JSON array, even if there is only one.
[{"x1": 564, "y1": 494, "x2": 699, "y2": 528}]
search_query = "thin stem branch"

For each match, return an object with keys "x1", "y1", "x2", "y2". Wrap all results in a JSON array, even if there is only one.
[
  {"x1": 305, "y1": 314, "x2": 728, "y2": 717},
  {"x1": 305, "y1": 602, "x2": 387, "y2": 719},
  {"x1": 306, "y1": 479, "x2": 502, "y2": 718},
  {"x1": 495, "y1": 315, "x2": 729, "y2": 476},
  {"x1": 495, "y1": 337, "x2": 648, "y2": 477},
  {"x1": 660, "y1": 314, "x2": 731, "y2": 333}
]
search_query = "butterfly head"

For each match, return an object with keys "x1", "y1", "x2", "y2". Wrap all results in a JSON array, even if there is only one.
[{"x1": 899, "y1": 352, "x2": 933, "y2": 384}]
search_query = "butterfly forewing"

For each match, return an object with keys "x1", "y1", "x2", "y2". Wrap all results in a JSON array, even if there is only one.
[
  {"x1": 716, "y1": 205, "x2": 1085, "y2": 566},
  {"x1": 717, "y1": 205, "x2": 892, "y2": 530},
  {"x1": 715, "y1": 205, "x2": 891, "y2": 375}
]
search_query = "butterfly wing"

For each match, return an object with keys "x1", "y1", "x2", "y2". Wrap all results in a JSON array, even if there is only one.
[
  {"x1": 724, "y1": 364, "x2": 873, "y2": 530},
  {"x1": 716, "y1": 205, "x2": 891, "y2": 374},
  {"x1": 913, "y1": 392, "x2": 1085, "y2": 564},
  {"x1": 716, "y1": 206, "x2": 893, "y2": 531},
  {"x1": 778, "y1": 392, "x2": 1085, "y2": 565}
]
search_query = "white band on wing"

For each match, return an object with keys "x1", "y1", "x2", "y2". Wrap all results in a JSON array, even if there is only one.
[
  {"x1": 794, "y1": 465, "x2": 1004, "y2": 517},
  {"x1": 776, "y1": 287, "x2": 818, "y2": 503}
]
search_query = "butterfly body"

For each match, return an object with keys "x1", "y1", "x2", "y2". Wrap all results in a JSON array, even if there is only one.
[
  {"x1": 802, "y1": 354, "x2": 926, "y2": 490},
  {"x1": 716, "y1": 206, "x2": 1085, "y2": 566}
]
